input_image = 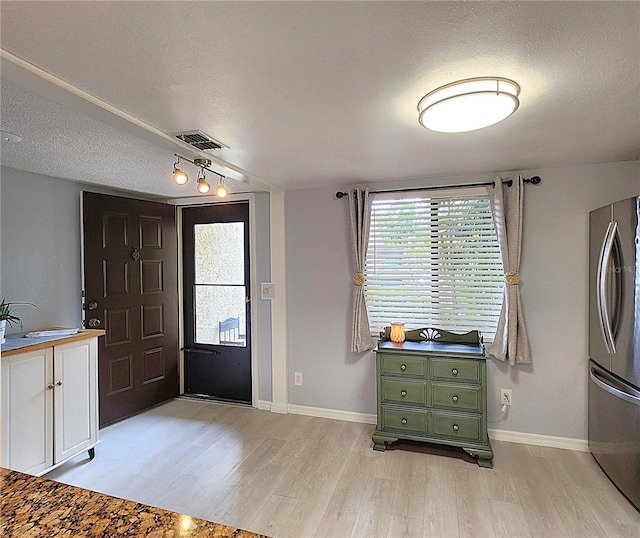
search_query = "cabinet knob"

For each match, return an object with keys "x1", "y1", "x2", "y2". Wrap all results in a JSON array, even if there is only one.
[
  {"x1": 401, "y1": 418, "x2": 408, "y2": 425},
  {"x1": 452, "y1": 368, "x2": 458, "y2": 376},
  {"x1": 56, "y1": 381, "x2": 62, "y2": 386},
  {"x1": 453, "y1": 424, "x2": 459, "y2": 431},
  {"x1": 401, "y1": 390, "x2": 407, "y2": 397},
  {"x1": 452, "y1": 395, "x2": 458, "y2": 402},
  {"x1": 400, "y1": 364, "x2": 407, "y2": 371},
  {"x1": 47, "y1": 384, "x2": 54, "y2": 390}
]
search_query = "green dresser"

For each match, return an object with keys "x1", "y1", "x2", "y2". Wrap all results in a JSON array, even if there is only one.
[{"x1": 372, "y1": 327, "x2": 493, "y2": 468}]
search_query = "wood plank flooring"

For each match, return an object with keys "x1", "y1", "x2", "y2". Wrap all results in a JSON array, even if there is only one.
[{"x1": 45, "y1": 398, "x2": 640, "y2": 537}]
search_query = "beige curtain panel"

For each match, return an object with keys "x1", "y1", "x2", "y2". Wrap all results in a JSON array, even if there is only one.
[
  {"x1": 486, "y1": 176, "x2": 532, "y2": 365},
  {"x1": 349, "y1": 188, "x2": 373, "y2": 352}
]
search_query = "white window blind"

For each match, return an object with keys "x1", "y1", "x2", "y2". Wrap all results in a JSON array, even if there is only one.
[{"x1": 365, "y1": 191, "x2": 503, "y2": 341}]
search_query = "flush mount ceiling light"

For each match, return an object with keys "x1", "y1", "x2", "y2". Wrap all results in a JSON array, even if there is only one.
[
  {"x1": 418, "y1": 77, "x2": 520, "y2": 133},
  {"x1": 172, "y1": 154, "x2": 229, "y2": 197}
]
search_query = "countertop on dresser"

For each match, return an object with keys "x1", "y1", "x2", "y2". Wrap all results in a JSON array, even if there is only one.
[
  {"x1": 1, "y1": 329, "x2": 105, "y2": 356},
  {"x1": 0, "y1": 468, "x2": 268, "y2": 537}
]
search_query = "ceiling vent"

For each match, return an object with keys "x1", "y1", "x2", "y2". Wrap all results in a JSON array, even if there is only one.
[{"x1": 172, "y1": 130, "x2": 228, "y2": 151}]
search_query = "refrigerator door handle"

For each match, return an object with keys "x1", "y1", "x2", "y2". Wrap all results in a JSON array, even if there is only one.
[
  {"x1": 590, "y1": 365, "x2": 640, "y2": 407},
  {"x1": 596, "y1": 220, "x2": 617, "y2": 354}
]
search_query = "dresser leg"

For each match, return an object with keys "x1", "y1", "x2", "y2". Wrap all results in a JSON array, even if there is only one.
[
  {"x1": 463, "y1": 447, "x2": 493, "y2": 468},
  {"x1": 372, "y1": 432, "x2": 398, "y2": 451}
]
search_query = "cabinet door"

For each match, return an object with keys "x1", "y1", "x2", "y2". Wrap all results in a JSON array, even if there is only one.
[
  {"x1": 1, "y1": 348, "x2": 53, "y2": 474},
  {"x1": 54, "y1": 338, "x2": 98, "y2": 463}
]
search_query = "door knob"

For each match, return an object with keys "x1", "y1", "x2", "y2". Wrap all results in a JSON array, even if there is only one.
[{"x1": 88, "y1": 318, "x2": 101, "y2": 328}]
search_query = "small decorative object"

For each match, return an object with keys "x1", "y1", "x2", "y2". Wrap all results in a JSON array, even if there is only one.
[
  {"x1": 390, "y1": 322, "x2": 405, "y2": 343},
  {"x1": 353, "y1": 272, "x2": 365, "y2": 286},
  {"x1": 505, "y1": 271, "x2": 521, "y2": 285}
]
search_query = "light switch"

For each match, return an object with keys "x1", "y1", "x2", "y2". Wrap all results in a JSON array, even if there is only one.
[{"x1": 261, "y1": 282, "x2": 275, "y2": 299}]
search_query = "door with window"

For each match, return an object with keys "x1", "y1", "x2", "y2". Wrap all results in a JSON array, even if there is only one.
[{"x1": 182, "y1": 202, "x2": 251, "y2": 404}]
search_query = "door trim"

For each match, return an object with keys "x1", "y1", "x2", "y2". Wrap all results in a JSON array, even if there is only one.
[{"x1": 172, "y1": 194, "x2": 259, "y2": 407}]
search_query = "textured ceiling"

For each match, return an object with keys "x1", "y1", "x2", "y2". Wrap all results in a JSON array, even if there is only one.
[{"x1": 1, "y1": 1, "x2": 639, "y2": 198}]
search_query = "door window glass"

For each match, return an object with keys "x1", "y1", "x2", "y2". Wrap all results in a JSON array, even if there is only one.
[{"x1": 193, "y1": 222, "x2": 246, "y2": 346}]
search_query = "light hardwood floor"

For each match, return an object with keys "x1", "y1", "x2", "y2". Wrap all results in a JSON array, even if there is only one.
[{"x1": 46, "y1": 398, "x2": 640, "y2": 537}]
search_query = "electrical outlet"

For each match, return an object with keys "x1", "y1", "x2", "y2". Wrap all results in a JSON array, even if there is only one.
[
  {"x1": 294, "y1": 372, "x2": 303, "y2": 386},
  {"x1": 500, "y1": 389, "x2": 512, "y2": 406}
]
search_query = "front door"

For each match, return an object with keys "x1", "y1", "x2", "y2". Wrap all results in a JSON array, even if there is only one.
[
  {"x1": 82, "y1": 192, "x2": 179, "y2": 427},
  {"x1": 181, "y1": 202, "x2": 251, "y2": 404}
]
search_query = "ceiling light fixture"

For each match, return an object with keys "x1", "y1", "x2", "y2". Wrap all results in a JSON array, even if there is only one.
[
  {"x1": 215, "y1": 178, "x2": 228, "y2": 199},
  {"x1": 196, "y1": 168, "x2": 211, "y2": 194},
  {"x1": 172, "y1": 157, "x2": 189, "y2": 185},
  {"x1": 418, "y1": 77, "x2": 520, "y2": 133},
  {"x1": 172, "y1": 154, "x2": 229, "y2": 197}
]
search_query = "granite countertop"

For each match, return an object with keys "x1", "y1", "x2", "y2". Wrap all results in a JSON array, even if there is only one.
[{"x1": 0, "y1": 468, "x2": 268, "y2": 537}]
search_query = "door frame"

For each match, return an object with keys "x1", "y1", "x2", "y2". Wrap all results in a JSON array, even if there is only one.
[{"x1": 171, "y1": 193, "x2": 260, "y2": 407}]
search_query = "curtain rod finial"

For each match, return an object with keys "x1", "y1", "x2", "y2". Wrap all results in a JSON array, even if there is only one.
[
  {"x1": 336, "y1": 191, "x2": 349, "y2": 199},
  {"x1": 527, "y1": 176, "x2": 541, "y2": 185}
]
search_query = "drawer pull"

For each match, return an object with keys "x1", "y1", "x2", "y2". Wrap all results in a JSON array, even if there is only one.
[
  {"x1": 401, "y1": 418, "x2": 408, "y2": 425},
  {"x1": 452, "y1": 368, "x2": 458, "y2": 376},
  {"x1": 452, "y1": 395, "x2": 458, "y2": 402},
  {"x1": 401, "y1": 390, "x2": 407, "y2": 397},
  {"x1": 400, "y1": 364, "x2": 407, "y2": 371},
  {"x1": 453, "y1": 424, "x2": 459, "y2": 431}
]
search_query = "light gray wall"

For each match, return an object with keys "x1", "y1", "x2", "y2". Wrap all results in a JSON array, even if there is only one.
[
  {"x1": 0, "y1": 167, "x2": 273, "y2": 403},
  {"x1": 1, "y1": 167, "x2": 86, "y2": 332},
  {"x1": 285, "y1": 160, "x2": 640, "y2": 439}
]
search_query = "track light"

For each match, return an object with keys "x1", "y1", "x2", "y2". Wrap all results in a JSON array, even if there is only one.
[
  {"x1": 172, "y1": 158, "x2": 189, "y2": 185},
  {"x1": 215, "y1": 178, "x2": 228, "y2": 198},
  {"x1": 171, "y1": 154, "x2": 230, "y2": 197},
  {"x1": 196, "y1": 170, "x2": 211, "y2": 194}
]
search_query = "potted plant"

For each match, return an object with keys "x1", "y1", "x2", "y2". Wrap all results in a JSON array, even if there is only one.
[{"x1": 0, "y1": 299, "x2": 36, "y2": 344}]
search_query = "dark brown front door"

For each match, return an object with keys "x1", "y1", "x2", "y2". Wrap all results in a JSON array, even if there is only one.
[{"x1": 82, "y1": 192, "x2": 179, "y2": 427}]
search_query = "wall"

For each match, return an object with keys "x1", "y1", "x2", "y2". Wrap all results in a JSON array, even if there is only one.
[
  {"x1": 0, "y1": 167, "x2": 273, "y2": 403},
  {"x1": 1, "y1": 167, "x2": 86, "y2": 331},
  {"x1": 285, "y1": 160, "x2": 640, "y2": 440}
]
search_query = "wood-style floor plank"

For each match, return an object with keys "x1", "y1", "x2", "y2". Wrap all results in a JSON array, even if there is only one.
[{"x1": 44, "y1": 398, "x2": 640, "y2": 537}]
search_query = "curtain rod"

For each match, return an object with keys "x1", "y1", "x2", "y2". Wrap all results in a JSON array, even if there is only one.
[{"x1": 335, "y1": 176, "x2": 541, "y2": 199}]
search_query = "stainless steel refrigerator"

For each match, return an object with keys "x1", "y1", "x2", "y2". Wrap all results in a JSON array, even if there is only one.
[{"x1": 588, "y1": 195, "x2": 640, "y2": 511}]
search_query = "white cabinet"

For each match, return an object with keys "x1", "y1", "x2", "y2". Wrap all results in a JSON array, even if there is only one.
[{"x1": 1, "y1": 334, "x2": 99, "y2": 475}]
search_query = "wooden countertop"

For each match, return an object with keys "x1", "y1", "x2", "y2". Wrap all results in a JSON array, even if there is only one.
[
  {"x1": 0, "y1": 468, "x2": 268, "y2": 537},
  {"x1": 1, "y1": 329, "x2": 105, "y2": 357}
]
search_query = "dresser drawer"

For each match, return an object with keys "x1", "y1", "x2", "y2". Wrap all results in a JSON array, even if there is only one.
[
  {"x1": 431, "y1": 383, "x2": 481, "y2": 411},
  {"x1": 381, "y1": 407, "x2": 427, "y2": 434},
  {"x1": 382, "y1": 379, "x2": 427, "y2": 405},
  {"x1": 431, "y1": 358, "x2": 480, "y2": 382},
  {"x1": 381, "y1": 355, "x2": 426, "y2": 377},
  {"x1": 431, "y1": 412, "x2": 481, "y2": 442}
]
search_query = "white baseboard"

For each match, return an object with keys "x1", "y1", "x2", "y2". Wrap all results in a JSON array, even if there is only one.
[
  {"x1": 257, "y1": 400, "x2": 589, "y2": 452},
  {"x1": 488, "y1": 428, "x2": 589, "y2": 452},
  {"x1": 270, "y1": 402, "x2": 289, "y2": 414},
  {"x1": 256, "y1": 400, "x2": 272, "y2": 411},
  {"x1": 287, "y1": 403, "x2": 377, "y2": 425}
]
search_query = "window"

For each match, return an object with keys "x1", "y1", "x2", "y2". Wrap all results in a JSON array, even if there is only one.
[{"x1": 365, "y1": 190, "x2": 503, "y2": 341}]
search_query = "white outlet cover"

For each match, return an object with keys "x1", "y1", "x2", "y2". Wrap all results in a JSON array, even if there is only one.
[{"x1": 261, "y1": 282, "x2": 275, "y2": 299}]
